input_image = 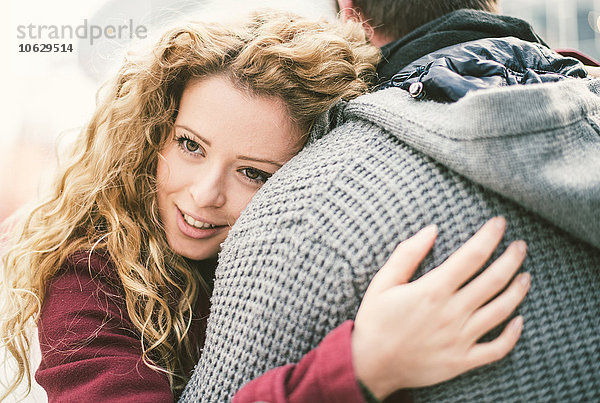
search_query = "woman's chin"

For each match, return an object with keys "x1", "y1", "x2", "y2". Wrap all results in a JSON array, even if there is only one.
[
  {"x1": 166, "y1": 237, "x2": 218, "y2": 262},
  {"x1": 177, "y1": 247, "x2": 219, "y2": 262}
]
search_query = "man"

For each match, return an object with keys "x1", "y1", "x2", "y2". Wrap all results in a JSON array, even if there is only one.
[{"x1": 181, "y1": 1, "x2": 600, "y2": 401}]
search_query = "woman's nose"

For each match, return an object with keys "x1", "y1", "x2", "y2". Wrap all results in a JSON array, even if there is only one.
[{"x1": 188, "y1": 166, "x2": 226, "y2": 208}]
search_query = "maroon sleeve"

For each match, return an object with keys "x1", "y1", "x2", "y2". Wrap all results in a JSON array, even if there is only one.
[
  {"x1": 554, "y1": 48, "x2": 600, "y2": 66},
  {"x1": 232, "y1": 320, "x2": 366, "y2": 403},
  {"x1": 35, "y1": 251, "x2": 173, "y2": 402}
]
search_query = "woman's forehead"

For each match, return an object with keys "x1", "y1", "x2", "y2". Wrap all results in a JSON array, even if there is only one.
[{"x1": 176, "y1": 76, "x2": 302, "y2": 159}]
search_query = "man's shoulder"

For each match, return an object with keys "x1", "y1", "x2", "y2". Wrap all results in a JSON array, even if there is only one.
[
  {"x1": 345, "y1": 78, "x2": 600, "y2": 141},
  {"x1": 233, "y1": 78, "x2": 600, "y2": 250}
]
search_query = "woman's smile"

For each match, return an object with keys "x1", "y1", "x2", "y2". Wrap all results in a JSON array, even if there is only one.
[{"x1": 176, "y1": 206, "x2": 229, "y2": 240}]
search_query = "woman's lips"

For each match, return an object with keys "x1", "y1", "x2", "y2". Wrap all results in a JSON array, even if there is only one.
[{"x1": 176, "y1": 208, "x2": 227, "y2": 239}]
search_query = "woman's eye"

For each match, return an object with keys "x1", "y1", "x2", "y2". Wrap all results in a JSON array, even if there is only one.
[
  {"x1": 183, "y1": 139, "x2": 200, "y2": 152},
  {"x1": 176, "y1": 135, "x2": 203, "y2": 155},
  {"x1": 241, "y1": 168, "x2": 271, "y2": 184}
]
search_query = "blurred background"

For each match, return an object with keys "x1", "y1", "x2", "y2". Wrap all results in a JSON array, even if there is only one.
[
  {"x1": 1, "y1": 0, "x2": 600, "y2": 400},
  {"x1": 503, "y1": 0, "x2": 600, "y2": 59}
]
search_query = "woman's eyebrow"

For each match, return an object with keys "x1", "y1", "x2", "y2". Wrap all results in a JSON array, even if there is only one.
[
  {"x1": 175, "y1": 124, "x2": 283, "y2": 167},
  {"x1": 174, "y1": 124, "x2": 211, "y2": 146},
  {"x1": 237, "y1": 156, "x2": 283, "y2": 168}
]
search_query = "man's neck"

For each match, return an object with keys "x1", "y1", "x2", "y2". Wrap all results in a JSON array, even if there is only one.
[{"x1": 370, "y1": 32, "x2": 395, "y2": 48}]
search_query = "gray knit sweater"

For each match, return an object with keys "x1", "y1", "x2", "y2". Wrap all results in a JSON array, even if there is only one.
[{"x1": 181, "y1": 79, "x2": 600, "y2": 402}]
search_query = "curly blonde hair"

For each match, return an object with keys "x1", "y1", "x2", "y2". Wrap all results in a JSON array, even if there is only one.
[{"x1": 1, "y1": 10, "x2": 379, "y2": 398}]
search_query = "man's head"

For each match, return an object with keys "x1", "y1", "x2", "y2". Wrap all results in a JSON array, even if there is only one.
[{"x1": 337, "y1": 0, "x2": 499, "y2": 46}]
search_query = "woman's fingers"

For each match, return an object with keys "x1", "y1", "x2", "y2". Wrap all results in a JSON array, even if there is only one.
[
  {"x1": 367, "y1": 225, "x2": 438, "y2": 294},
  {"x1": 465, "y1": 315, "x2": 524, "y2": 370},
  {"x1": 463, "y1": 272, "x2": 530, "y2": 341},
  {"x1": 427, "y1": 217, "x2": 507, "y2": 293},
  {"x1": 354, "y1": 217, "x2": 531, "y2": 393},
  {"x1": 453, "y1": 240, "x2": 527, "y2": 313}
]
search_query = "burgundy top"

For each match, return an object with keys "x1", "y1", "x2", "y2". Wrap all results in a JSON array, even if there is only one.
[{"x1": 35, "y1": 251, "x2": 365, "y2": 402}]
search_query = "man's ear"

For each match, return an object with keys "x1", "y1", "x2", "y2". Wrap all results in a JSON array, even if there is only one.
[{"x1": 337, "y1": 0, "x2": 360, "y2": 22}]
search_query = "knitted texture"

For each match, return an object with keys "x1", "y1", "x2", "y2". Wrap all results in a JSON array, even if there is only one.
[
  {"x1": 180, "y1": 80, "x2": 600, "y2": 402},
  {"x1": 348, "y1": 81, "x2": 600, "y2": 249}
]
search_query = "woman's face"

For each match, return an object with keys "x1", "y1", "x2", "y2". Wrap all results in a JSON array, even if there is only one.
[{"x1": 156, "y1": 76, "x2": 301, "y2": 261}]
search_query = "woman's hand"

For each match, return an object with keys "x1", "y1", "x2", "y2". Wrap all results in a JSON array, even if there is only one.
[{"x1": 352, "y1": 217, "x2": 530, "y2": 400}]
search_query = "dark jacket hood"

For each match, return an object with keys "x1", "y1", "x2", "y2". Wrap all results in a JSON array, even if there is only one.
[{"x1": 377, "y1": 9, "x2": 548, "y2": 82}]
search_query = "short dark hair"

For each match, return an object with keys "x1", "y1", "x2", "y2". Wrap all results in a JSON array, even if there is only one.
[{"x1": 354, "y1": 0, "x2": 499, "y2": 40}]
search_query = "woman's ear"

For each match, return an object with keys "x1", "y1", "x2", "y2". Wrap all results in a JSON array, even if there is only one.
[{"x1": 337, "y1": 0, "x2": 360, "y2": 22}]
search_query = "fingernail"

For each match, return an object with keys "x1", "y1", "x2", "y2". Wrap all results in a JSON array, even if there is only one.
[
  {"x1": 519, "y1": 272, "x2": 531, "y2": 288},
  {"x1": 420, "y1": 224, "x2": 438, "y2": 237},
  {"x1": 515, "y1": 240, "x2": 527, "y2": 253},
  {"x1": 511, "y1": 316, "x2": 524, "y2": 332},
  {"x1": 494, "y1": 216, "x2": 506, "y2": 230}
]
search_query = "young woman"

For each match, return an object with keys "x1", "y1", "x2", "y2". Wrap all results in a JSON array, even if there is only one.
[{"x1": 1, "y1": 11, "x2": 529, "y2": 402}]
